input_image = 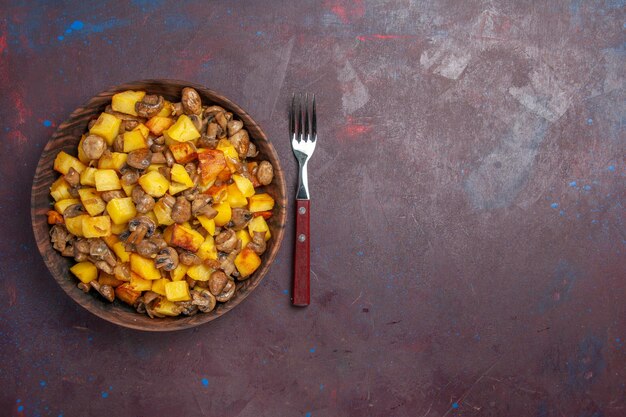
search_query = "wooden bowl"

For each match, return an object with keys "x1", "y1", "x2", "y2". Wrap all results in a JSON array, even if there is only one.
[{"x1": 31, "y1": 80, "x2": 287, "y2": 331}]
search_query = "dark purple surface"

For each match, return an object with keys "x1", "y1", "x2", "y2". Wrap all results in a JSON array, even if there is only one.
[{"x1": 1, "y1": 1, "x2": 625, "y2": 416}]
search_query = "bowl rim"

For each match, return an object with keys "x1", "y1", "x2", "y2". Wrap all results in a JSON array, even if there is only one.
[{"x1": 30, "y1": 79, "x2": 287, "y2": 331}]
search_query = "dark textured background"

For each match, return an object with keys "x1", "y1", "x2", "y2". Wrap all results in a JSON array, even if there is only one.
[{"x1": 1, "y1": 1, "x2": 624, "y2": 416}]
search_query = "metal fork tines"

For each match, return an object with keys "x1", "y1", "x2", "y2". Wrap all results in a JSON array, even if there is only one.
[{"x1": 290, "y1": 93, "x2": 317, "y2": 200}]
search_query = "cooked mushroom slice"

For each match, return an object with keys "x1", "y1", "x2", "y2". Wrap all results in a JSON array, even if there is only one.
[
  {"x1": 230, "y1": 208, "x2": 252, "y2": 231},
  {"x1": 191, "y1": 289, "x2": 216, "y2": 313},
  {"x1": 170, "y1": 102, "x2": 184, "y2": 117},
  {"x1": 177, "y1": 300, "x2": 199, "y2": 316},
  {"x1": 135, "y1": 94, "x2": 164, "y2": 118},
  {"x1": 82, "y1": 134, "x2": 106, "y2": 160},
  {"x1": 205, "y1": 121, "x2": 221, "y2": 141},
  {"x1": 120, "y1": 119, "x2": 139, "y2": 133},
  {"x1": 155, "y1": 247, "x2": 179, "y2": 271},
  {"x1": 246, "y1": 142, "x2": 258, "y2": 158},
  {"x1": 126, "y1": 148, "x2": 152, "y2": 170},
  {"x1": 132, "y1": 186, "x2": 155, "y2": 214},
  {"x1": 247, "y1": 231, "x2": 267, "y2": 255},
  {"x1": 227, "y1": 120, "x2": 243, "y2": 136},
  {"x1": 215, "y1": 279, "x2": 236, "y2": 302},
  {"x1": 178, "y1": 250, "x2": 202, "y2": 266},
  {"x1": 135, "y1": 291, "x2": 162, "y2": 318},
  {"x1": 64, "y1": 167, "x2": 80, "y2": 187},
  {"x1": 197, "y1": 133, "x2": 218, "y2": 149},
  {"x1": 90, "y1": 280, "x2": 115, "y2": 302},
  {"x1": 219, "y1": 241, "x2": 241, "y2": 276},
  {"x1": 161, "y1": 193, "x2": 176, "y2": 209},
  {"x1": 191, "y1": 194, "x2": 217, "y2": 218},
  {"x1": 127, "y1": 216, "x2": 156, "y2": 245},
  {"x1": 158, "y1": 166, "x2": 171, "y2": 181},
  {"x1": 114, "y1": 263, "x2": 131, "y2": 281},
  {"x1": 136, "y1": 238, "x2": 162, "y2": 258},
  {"x1": 78, "y1": 282, "x2": 91, "y2": 293},
  {"x1": 121, "y1": 170, "x2": 140, "y2": 186},
  {"x1": 63, "y1": 204, "x2": 86, "y2": 218},
  {"x1": 112, "y1": 134, "x2": 124, "y2": 152},
  {"x1": 203, "y1": 105, "x2": 226, "y2": 118},
  {"x1": 164, "y1": 148, "x2": 175, "y2": 167},
  {"x1": 208, "y1": 270, "x2": 229, "y2": 296},
  {"x1": 182, "y1": 186, "x2": 199, "y2": 201},
  {"x1": 50, "y1": 225, "x2": 72, "y2": 253},
  {"x1": 181, "y1": 87, "x2": 202, "y2": 115},
  {"x1": 171, "y1": 196, "x2": 192, "y2": 224},
  {"x1": 89, "y1": 238, "x2": 117, "y2": 268},
  {"x1": 215, "y1": 229, "x2": 238, "y2": 253},
  {"x1": 189, "y1": 114, "x2": 205, "y2": 132},
  {"x1": 61, "y1": 241, "x2": 76, "y2": 257},
  {"x1": 229, "y1": 129, "x2": 250, "y2": 158},
  {"x1": 214, "y1": 111, "x2": 228, "y2": 134},
  {"x1": 100, "y1": 190, "x2": 126, "y2": 203},
  {"x1": 256, "y1": 161, "x2": 274, "y2": 186}
]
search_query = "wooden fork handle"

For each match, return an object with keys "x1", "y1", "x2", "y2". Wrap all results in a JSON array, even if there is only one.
[{"x1": 293, "y1": 199, "x2": 310, "y2": 306}]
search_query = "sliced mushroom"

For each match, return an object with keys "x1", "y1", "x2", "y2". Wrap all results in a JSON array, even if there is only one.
[
  {"x1": 189, "y1": 114, "x2": 204, "y2": 132},
  {"x1": 89, "y1": 238, "x2": 117, "y2": 268},
  {"x1": 215, "y1": 279, "x2": 236, "y2": 302},
  {"x1": 100, "y1": 190, "x2": 126, "y2": 203},
  {"x1": 182, "y1": 186, "x2": 199, "y2": 201},
  {"x1": 229, "y1": 129, "x2": 250, "y2": 158},
  {"x1": 203, "y1": 105, "x2": 226, "y2": 118},
  {"x1": 127, "y1": 148, "x2": 152, "y2": 170},
  {"x1": 246, "y1": 142, "x2": 258, "y2": 158},
  {"x1": 197, "y1": 134, "x2": 218, "y2": 149},
  {"x1": 191, "y1": 289, "x2": 216, "y2": 313},
  {"x1": 135, "y1": 291, "x2": 162, "y2": 318},
  {"x1": 161, "y1": 193, "x2": 176, "y2": 208},
  {"x1": 155, "y1": 247, "x2": 179, "y2": 271},
  {"x1": 178, "y1": 250, "x2": 202, "y2": 266},
  {"x1": 219, "y1": 242, "x2": 241, "y2": 276},
  {"x1": 135, "y1": 95, "x2": 164, "y2": 118},
  {"x1": 50, "y1": 225, "x2": 72, "y2": 253},
  {"x1": 208, "y1": 270, "x2": 229, "y2": 296},
  {"x1": 256, "y1": 161, "x2": 273, "y2": 185},
  {"x1": 151, "y1": 143, "x2": 165, "y2": 153},
  {"x1": 227, "y1": 120, "x2": 243, "y2": 136},
  {"x1": 132, "y1": 186, "x2": 155, "y2": 214},
  {"x1": 121, "y1": 170, "x2": 140, "y2": 186},
  {"x1": 151, "y1": 152, "x2": 166, "y2": 164},
  {"x1": 90, "y1": 280, "x2": 115, "y2": 302},
  {"x1": 92, "y1": 259, "x2": 114, "y2": 274},
  {"x1": 82, "y1": 134, "x2": 106, "y2": 160},
  {"x1": 114, "y1": 263, "x2": 131, "y2": 281},
  {"x1": 205, "y1": 122, "x2": 221, "y2": 141},
  {"x1": 181, "y1": 87, "x2": 202, "y2": 115},
  {"x1": 63, "y1": 204, "x2": 86, "y2": 219},
  {"x1": 171, "y1": 196, "x2": 191, "y2": 224},
  {"x1": 176, "y1": 300, "x2": 199, "y2": 316},
  {"x1": 127, "y1": 216, "x2": 156, "y2": 245},
  {"x1": 78, "y1": 282, "x2": 91, "y2": 293},
  {"x1": 120, "y1": 119, "x2": 139, "y2": 133},
  {"x1": 230, "y1": 208, "x2": 252, "y2": 231},
  {"x1": 215, "y1": 229, "x2": 238, "y2": 253},
  {"x1": 136, "y1": 238, "x2": 161, "y2": 258},
  {"x1": 170, "y1": 102, "x2": 184, "y2": 117},
  {"x1": 191, "y1": 194, "x2": 217, "y2": 218},
  {"x1": 214, "y1": 111, "x2": 228, "y2": 134},
  {"x1": 158, "y1": 166, "x2": 171, "y2": 181},
  {"x1": 247, "y1": 231, "x2": 267, "y2": 255},
  {"x1": 164, "y1": 148, "x2": 175, "y2": 167},
  {"x1": 64, "y1": 167, "x2": 80, "y2": 187},
  {"x1": 113, "y1": 134, "x2": 125, "y2": 152}
]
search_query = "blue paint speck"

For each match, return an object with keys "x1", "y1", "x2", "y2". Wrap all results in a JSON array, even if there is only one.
[
  {"x1": 16, "y1": 399, "x2": 21, "y2": 403},
  {"x1": 256, "y1": 31, "x2": 263, "y2": 36},
  {"x1": 88, "y1": 335, "x2": 94, "y2": 342},
  {"x1": 452, "y1": 402, "x2": 459, "y2": 409},
  {"x1": 201, "y1": 378, "x2": 209, "y2": 386},
  {"x1": 583, "y1": 185, "x2": 592, "y2": 191},
  {"x1": 569, "y1": 181, "x2": 577, "y2": 187},
  {"x1": 58, "y1": 414, "x2": 63, "y2": 417},
  {"x1": 309, "y1": 347, "x2": 316, "y2": 353},
  {"x1": 57, "y1": 35, "x2": 64, "y2": 41},
  {"x1": 559, "y1": 210, "x2": 565, "y2": 216},
  {"x1": 356, "y1": 251, "x2": 364, "y2": 256},
  {"x1": 608, "y1": 165, "x2": 615, "y2": 172},
  {"x1": 101, "y1": 391, "x2": 109, "y2": 398},
  {"x1": 18, "y1": 405, "x2": 24, "y2": 412},
  {"x1": 109, "y1": 386, "x2": 113, "y2": 390},
  {"x1": 282, "y1": 289, "x2": 289, "y2": 294},
  {"x1": 319, "y1": 384, "x2": 324, "y2": 390},
  {"x1": 40, "y1": 380, "x2": 47, "y2": 387},
  {"x1": 617, "y1": 338, "x2": 621, "y2": 343},
  {"x1": 305, "y1": 413, "x2": 312, "y2": 417},
  {"x1": 550, "y1": 203, "x2": 559, "y2": 209},
  {"x1": 586, "y1": 118, "x2": 593, "y2": 125},
  {"x1": 70, "y1": 21, "x2": 84, "y2": 31},
  {"x1": 65, "y1": 29, "x2": 72, "y2": 34},
  {"x1": 591, "y1": 219, "x2": 599, "y2": 224},
  {"x1": 43, "y1": 119, "x2": 52, "y2": 127}
]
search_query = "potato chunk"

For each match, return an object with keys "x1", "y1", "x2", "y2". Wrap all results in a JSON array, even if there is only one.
[
  {"x1": 95, "y1": 169, "x2": 121, "y2": 192},
  {"x1": 82, "y1": 215, "x2": 111, "y2": 238},
  {"x1": 235, "y1": 248, "x2": 262, "y2": 278},
  {"x1": 111, "y1": 90, "x2": 146, "y2": 116},
  {"x1": 138, "y1": 171, "x2": 170, "y2": 197},
  {"x1": 78, "y1": 188, "x2": 105, "y2": 216},
  {"x1": 106, "y1": 197, "x2": 137, "y2": 225},
  {"x1": 130, "y1": 253, "x2": 161, "y2": 280},
  {"x1": 248, "y1": 193, "x2": 275, "y2": 213},
  {"x1": 165, "y1": 115, "x2": 200, "y2": 142},
  {"x1": 165, "y1": 280, "x2": 191, "y2": 302},
  {"x1": 198, "y1": 149, "x2": 226, "y2": 185},
  {"x1": 54, "y1": 151, "x2": 86, "y2": 175},
  {"x1": 89, "y1": 113, "x2": 121, "y2": 145},
  {"x1": 70, "y1": 261, "x2": 98, "y2": 284},
  {"x1": 163, "y1": 224, "x2": 204, "y2": 252}
]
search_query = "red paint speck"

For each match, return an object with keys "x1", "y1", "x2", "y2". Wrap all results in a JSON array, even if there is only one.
[
  {"x1": 7, "y1": 130, "x2": 27, "y2": 145},
  {"x1": 340, "y1": 115, "x2": 372, "y2": 139},
  {"x1": 0, "y1": 31, "x2": 7, "y2": 55},
  {"x1": 11, "y1": 92, "x2": 31, "y2": 125},
  {"x1": 326, "y1": 0, "x2": 364, "y2": 24}
]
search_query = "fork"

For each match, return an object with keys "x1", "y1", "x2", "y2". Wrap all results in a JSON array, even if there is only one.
[{"x1": 290, "y1": 93, "x2": 317, "y2": 306}]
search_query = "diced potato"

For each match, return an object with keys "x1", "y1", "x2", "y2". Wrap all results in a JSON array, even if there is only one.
[
  {"x1": 235, "y1": 248, "x2": 262, "y2": 278},
  {"x1": 130, "y1": 253, "x2": 161, "y2": 280},
  {"x1": 144, "y1": 210, "x2": 158, "y2": 225},
  {"x1": 169, "y1": 142, "x2": 197, "y2": 164},
  {"x1": 248, "y1": 216, "x2": 271, "y2": 241},
  {"x1": 138, "y1": 171, "x2": 170, "y2": 197},
  {"x1": 170, "y1": 264, "x2": 188, "y2": 281},
  {"x1": 134, "y1": 123, "x2": 149, "y2": 138},
  {"x1": 146, "y1": 116, "x2": 174, "y2": 136},
  {"x1": 122, "y1": 183, "x2": 135, "y2": 197},
  {"x1": 248, "y1": 193, "x2": 275, "y2": 213},
  {"x1": 151, "y1": 278, "x2": 171, "y2": 296},
  {"x1": 207, "y1": 184, "x2": 228, "y2": 203},
  {"x1": 70, "y1": 261, "x2": 98, "y2": 284},
  {"x1": 169, "y1": 181, "x2": 190, "y2": 195},
  {"x1": 97, "y1": 152, "x2": 127, "y2": 172},
  {"x1": 111, "y1": 90, "x2": 146, "y2": 116},
  {"x1": 77, "y1": 136, "x2": 90, "y2": 164},
  {"x1": 115, "y1": 283, "x2": 141, "y2": 305},
  {"x1": 50, "y1": 177, "x2": 72, "y2": 201},
  {"x1": 54, "y1": 151, "x2": 86, "y2": 175},
  {"x1": 213, "y1": 202, "x2": 232, "y2": 227},
  {"x1": 102, "y1": 234, "x2": 118, "y2": 249},
  {"x1": 80, "y1": 167, "x2": 97, "y2": 186},
  {"x1": 164, "y1": 115, "x2": 200, "y2": 142},
  {"x1": 196, "y1": 235, "x2": 217, "y2": 261},
  {"x1": 65, "y1": 214, "x2": 88, "y2": 237},
  {"x1": 90, "y1": 113, "x2": 122, "y2": 145},
  {"x1": 146, "y1": 164, "x2": 166, "y2": 173},
  {"x1": 157, "y1": 100, "x2": 172, "y2": 117},
  {"x1": 129, "y1": 272, "x2": 153, "y2": 292},
  {"x1": 232, "y1": 174, "x2": 255, "y2": 198},
  {"x1": 106, "y1": 197, "x2": 137, "y2": 225},
  {"x1": 197, "y1": 215, "x2": 216, "y2": 236},
  {"x1": 217, "y1": 167, "x2": 232, "y2": 182},
  {"x1": 123, "y1": 129, "x2": 148, "y2": 152},
  {"x1": 78, "y1": 188, "x2": 106, "y2": 216},
  {"x1": 187, "y1": 264, "x2": 213, "y2": 281},
  {"x1": 153, "y1": 299, "x2": 181, "y2": 316},
  {"x1": 237, "y1": 229, "x2": 251, "y2": 248},
  {"x1": 112, "y1": 241, "x2": 131, "y2": 263},
  {"x1": 82, "y1": 215, "x2": 111, "y2": 238},
  {"x1": 226, "y1": 183, "x2": 248, "y2": 208},
  {"x1": 165, "y1": 280, "x2": 191, "y2": 302},
  {"x1": 216, "y1": 138, "x2": 239, "y2": 162},
  {"x1": 198, "y1": 149, "x2": 227, "y2": 184},
  {"x1": 153, "y1": 199, "x2": 175, "y2": 226},
  {"x1": 95, "y1": 169, "x2": 121, "y2": 192},
  {"x1": 111, "y1": 222, "x2": 127, "y2": 234},
  {"x1": 98, "y1": 271, "x2": 124, "y2": 288},
  {"x1": 54, "y1": 198, "x2": 80, "y2": 214},
  {"x1": 163, "y1": 224, "x2": 204, "y2": 252},
  {"x1": 47, "y1": 210, "x2": 64, "y2": 225},
  {"x1": 171, "y1": 164, "x2": 194, "y2": 186}
]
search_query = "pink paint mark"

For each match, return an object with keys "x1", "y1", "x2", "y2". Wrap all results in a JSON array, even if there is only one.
[
  {"x1": 325, "y1": 0, "x2": 364, "y2": 24},
  {"x1": 340, "y1": 116, "x2": 372, "y2": 139},
  {"x1": 356, "y1": 34, "x2": 412, "y2": 42},
  {"x1": 7, "y1": 130, "x2": 27, "y2": 145},
  {"x1": 0, "y1": 30, "x2": 7, "y2": 55},
  {"x1": 11, "y1": 92, "x2": 30, "y2": 125}
]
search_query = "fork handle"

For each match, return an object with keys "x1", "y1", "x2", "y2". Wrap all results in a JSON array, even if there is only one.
[{"x1": 293, "y1": 199, "x2": 310, "y2": 306}]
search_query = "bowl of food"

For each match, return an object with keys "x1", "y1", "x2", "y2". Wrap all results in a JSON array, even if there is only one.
[{"x1": 31, "y1": 80, "x2": 287, "y2": 331}]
